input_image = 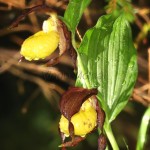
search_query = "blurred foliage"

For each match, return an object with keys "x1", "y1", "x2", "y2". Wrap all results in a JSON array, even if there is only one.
[
  {"x1": 0, "y1": 0, "x2": 150, "y2": 150},
  {"x1": 105, "y1": 0, "x2": 135, "y2": 22}
]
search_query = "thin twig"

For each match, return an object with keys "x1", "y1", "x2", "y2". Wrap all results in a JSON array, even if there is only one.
[
  {"x1": 135, "y1": 84, "x2": 150, "y2": 93},
  {"x1": 8, "y1": 66, "x2": 65, "y2": 95},
  {"x1": 21, "y1": 88, "x2": 41, "y2": 114},
  {"x1": 132, "y1": 92, "x2": 149, "y2": 106},
  {"x1": 0, "y1": 0, "x2": 25, "y2": 9},
  {"x1": 0, "y1": 49, "x2": 75, "y2": 85},
  {"x1": 148, "y1": 48, "x2": 150, "y2": 95},
  {"x1": 0, "y1": 24, "x2": 35, "y2": 37},
  {"x1": 76, "y1": 28, "x2": 82, "y2": 42}
]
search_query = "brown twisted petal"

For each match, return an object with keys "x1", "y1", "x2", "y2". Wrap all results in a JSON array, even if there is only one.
[
  {"x1": 9, "y1": 4, "x2": 55, "y2": 29},
  {"x1": 56, "y1": 16, "x2": 77, "y2": 69},
  {"x1": 98, "y1": 133, "x2": 107, "y2": 150},
  {"x1": 94, "y1": 96, "x2": 105, "y2": 129},
  {"x1": 59, "y1": 136, "x2": 85, "y2": 148},
  {"x1": 59, "y1": 87, "x2": 98, "y2": 121},
  {"x1": 57, "y1": 19, "x2": 71, "y2": 56}
]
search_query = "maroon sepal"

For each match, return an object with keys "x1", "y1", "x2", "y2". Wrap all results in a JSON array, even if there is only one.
[{"x1": 59, "y1": 87, "x2": 98, "y2": 121}]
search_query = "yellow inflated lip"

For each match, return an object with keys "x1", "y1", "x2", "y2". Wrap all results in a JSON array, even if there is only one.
[
  {"x1": 59, "y1": 99, "x2": 97, "y2": 137},
  {"x1": 20, "y1": 30, "x2": 59, "y2": 61}
]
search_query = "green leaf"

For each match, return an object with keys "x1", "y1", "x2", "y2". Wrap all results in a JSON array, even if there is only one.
[
  {"x1": 64, "y1": 0, "x2": 91, "y2": 33},
  {"x1": 76, "y1": 14, "x2": 138, "y2": 122}
]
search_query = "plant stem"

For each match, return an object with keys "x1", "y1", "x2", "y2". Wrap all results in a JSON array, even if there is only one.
[
  {"x1": 136, "y1": 107, "x2": 150, "y2": 150},
  {"x1": 104, "y1": 120, "x2": 119, "y2": 150},
  {"x1": 72, "y1": 33, "x2": 91, "y2": 89},
  {"x1": 77, "y1": 54, "x2": 91, "y2": 88}
]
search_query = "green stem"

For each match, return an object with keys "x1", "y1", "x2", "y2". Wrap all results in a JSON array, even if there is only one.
[
  {"x1": 104, "y1": 120, "x2": 119, "y2": 150},
  {"x1": 77, "y1": 54, "x2": 91, "y2": 88},
  {"x1": 72, "y1": 33, "x2": 91, "y2": 89},
  {"x1": 136, "y1": 107, "x2": 150, "y2": 150}
]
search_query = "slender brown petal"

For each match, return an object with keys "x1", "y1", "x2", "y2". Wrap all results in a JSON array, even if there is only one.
[
  {"x1": 57, "y1": 18, "x2": 77, "y2": 68},
  {"x1": 94, "y1": 96, "x2": 105, "y2": 129},
  {"x1": 57, "y1": 19, "x2": 71, "y2": 56},
  {"x1": 59, "y1": 136, "x2": 86, "y2": 148},
  {"x1": 46, "y1": 19, "x2": 77, "y2": 68},
  {"x1": 9, "y1": 4, "x2": 54, "y2": 29},
  {"x1": 59, "y1": 87, "x2": 98, "y2": 120},
  {"x1": 98, "y1": 133, "x2": 107, "y2": 150}
]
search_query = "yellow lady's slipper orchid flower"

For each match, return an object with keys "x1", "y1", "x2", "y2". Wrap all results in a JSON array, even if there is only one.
[
  {"x1": 20, "y1": 14, "x2": 59, "y2": 61},
  {"x1": 59, "y1": 99, "x2": 97, "y2": 137}
]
